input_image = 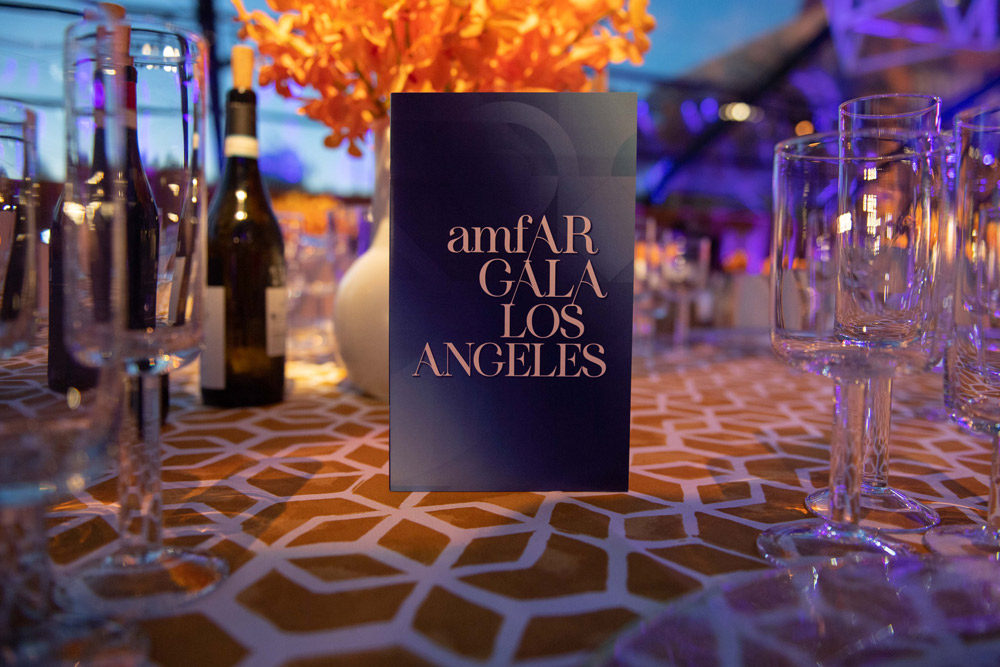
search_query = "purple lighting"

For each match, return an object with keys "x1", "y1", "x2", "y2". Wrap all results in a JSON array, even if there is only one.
[
  {"x1": 700, "y1": 97, "x2": 718, "y2": 120},
  {"x1": 827, "y1": 0, "x2": 1000, "y2": 73},
  {"x1": 680, "y1": 100, "x2": 703, "y2": 132},
  {"x1": 637, "y1": 99, "x2": 657, "y2": 136},
  {"x1": 94, "y1": 79, "x2": 105, "y2": 110}
]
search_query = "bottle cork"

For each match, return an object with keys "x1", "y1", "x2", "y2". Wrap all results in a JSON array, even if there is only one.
[
  {"x1": 232, "y1": 45, "x2": 254, "y2": 91},
  {"x1": 99, "y1": 2, "x2": 126, "y2": 20},
  {"x1": 113, "y1": 22, "x2": 132, "y2": 64},
  {"x1": 94, "y1": 2, "x2": 124, "y2": 38},
  {"x1": 94, "y1": 3, "x2": 130, "y2": 66}
]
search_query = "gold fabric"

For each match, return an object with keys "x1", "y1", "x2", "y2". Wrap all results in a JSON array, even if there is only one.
[{"x1": 43, "y1": 348, "x2": 988, "y2": 666}]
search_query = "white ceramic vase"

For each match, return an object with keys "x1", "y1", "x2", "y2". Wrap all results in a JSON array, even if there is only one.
[{"x1": 332, "y1": 123, "x2": 390, "y2": 400}]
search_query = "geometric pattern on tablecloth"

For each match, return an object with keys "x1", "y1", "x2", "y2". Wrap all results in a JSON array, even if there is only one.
[{"x1": 46, "y1": 346, "x2": 991, "y2": 667}]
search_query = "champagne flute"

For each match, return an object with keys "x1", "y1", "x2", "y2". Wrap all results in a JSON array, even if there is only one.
[
  {"x1": 761, "y1": 130, "x2": 944, "y2": 564},
  {"x1": 805, "y1": 94, "x2": 944, "y2": 532},
  {"x1": 58, "y1": 11, "x2": 225, "y2": 615},
  {"x1": 925, "y1": 105, "x2": 1000, "y2": 555}
]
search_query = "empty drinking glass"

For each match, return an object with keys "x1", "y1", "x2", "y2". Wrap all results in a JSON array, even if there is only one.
[
  {"x1": 761, "y1": 130, "x2": 945, "y2": 564},
  {"x1": 0, "y1": 94, "x2": 138, "y2": 665},
  {"x1": 58, "y1": 11, "x2": 225, "y2": 615},
  {"x1": 805, "y1": 93, "x2": 944, "y2": 532},
  {"x1": 926, "y1": 105, "x2": 1000, "y2": 556}
]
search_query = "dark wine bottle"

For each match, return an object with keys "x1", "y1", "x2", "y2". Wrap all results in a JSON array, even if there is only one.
[
  {"x1": 0, "y1": 197, "x2": 30, "y2": 323},
  {"x1": 201, "y1": 45, "x2": 287, "y2": 407},
  {"x1": 123, "y1": 60, "x2": 159, "y2": 334},
  {"x1": 47, "y1": 18, "x2": 114, "y2": 392},
  {"x1": 118, "y1": 25, "x2": 165, "y2": 429},
  {"x1": 49, "y1": 192, "x2": 100, "y2": 392},
  {"x1": 50, "y1": 15, "x2": 167, "y2": 425}
]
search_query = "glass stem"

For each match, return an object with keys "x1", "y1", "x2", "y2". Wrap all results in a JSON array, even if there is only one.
[
  {"x1": 862, "y1": 377, "x2": 893, "y2": 490},
  {"x1": 116, "y1": 371, "x2": 163, "y2": 554},
  {"x1": 0, "y1": 502, "x2": 51, "y2": 644},
  {"x1": 989, "y1": 431, "x2": 1000, "y2": 535},
  {"x1": 829, "y1": 378, "x2": 865, "y2": 526}
]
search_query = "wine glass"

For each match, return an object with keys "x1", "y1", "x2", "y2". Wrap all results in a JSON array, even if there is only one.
[
  {"x1": 58, "y1": 12, "x2": 226, "y2": 615},
  {"x1": 761, "y1": 130, "x2": 945, "y2": 564},
  {"x1": 0, "y1": 96, "x2": 138, "y2": 664},
  {"x1": 805, "y1": 94, "x2": 944, "y2": 532},
  {"x1": 658, "y1": 229, "x2": 711, "y2": 348},
  {"x1": 632, "y1": 217, "x2": 660, "y2": 353},
  {"x1": 279, "y1": 210, "x2": 340, "y2": 364},
  {"x1": 925, "y1": 105, "x2": 1000, "y2": 556}
]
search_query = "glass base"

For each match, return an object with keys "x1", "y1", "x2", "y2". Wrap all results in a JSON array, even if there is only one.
[
  {"x1": 756, "y1": 519, "x2": 911, "y2": 567},
  {"x1": 61, "y1": 546, "x2": 228, "y2": 617},
  {"x1": 923, "y1": 524, "x2": 1000, "y2": 557},
  {"x1": 805, "y1": 484, "x2": 940, "y2": 533},
  {"x1": 7, "y1": 614, "x2": 146, "y2": 666}
]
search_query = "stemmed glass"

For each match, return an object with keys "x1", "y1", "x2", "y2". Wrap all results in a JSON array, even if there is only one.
[
  {"x1": 632, "y1": 220, "x2": 711, "y2": 351},
  {"x1": 0, "y1": 98, "x2": 135, "y2": 664},
  {"x1": 659, "y1": 229, "x2": 711, "y2": 348},
  {"x1": 761, "y1": 130, "x2": 944, "y2": 564},
  {"x1": 58, "y1": 12, "x2": 226, "y2": 614},
  {"x1": 632, "y1": 217, "x2": 660, "y2": 352},
  {"x1": 925, "y1": 105, "x2": 1000, "y2": 555},
  {"x1": 805, "y1": 94, "x2": 944, "y2": 532}
]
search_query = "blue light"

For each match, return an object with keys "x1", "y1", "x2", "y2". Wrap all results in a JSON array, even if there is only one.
[
  {"x1": 645, "y1": 158, "x2": 673, "y2": 204},
  {"x1": 700, "y1": 97, "x2": 718, "y2": 120},
  {"x1": 260, "y1": 147, "x2": 305, "y2": 185},
  {"x1": 680, "y1": 100, "x2": 703, "y2": 132},
  {"x1": 637, "y1": 99, "x2": 657, "y2": 136}
]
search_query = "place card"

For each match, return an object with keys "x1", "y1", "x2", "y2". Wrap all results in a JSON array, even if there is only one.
[{"x1": 389, "y1": 92, "x2": 636, "y2": 491}]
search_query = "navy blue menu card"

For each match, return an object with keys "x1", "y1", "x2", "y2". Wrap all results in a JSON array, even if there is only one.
[{"x1": 389, "y1": 92, "x2": 637, "y2": 491}]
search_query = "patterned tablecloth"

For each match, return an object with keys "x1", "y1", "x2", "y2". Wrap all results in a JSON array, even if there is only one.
[{"x1": 45, "y1": 342, "x2": 990, "y2": 667}]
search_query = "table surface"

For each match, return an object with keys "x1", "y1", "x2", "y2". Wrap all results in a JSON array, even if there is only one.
[{"x1": 43, "y1": 341, "x2": 991, "y2": 667}]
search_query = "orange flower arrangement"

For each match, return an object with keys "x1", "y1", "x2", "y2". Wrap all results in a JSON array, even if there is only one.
[{"x1": 233, "y1": 0, "x2": 655, "y2": 156}]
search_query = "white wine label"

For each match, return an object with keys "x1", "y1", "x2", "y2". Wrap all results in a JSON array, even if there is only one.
[
  {"x1": 201, "y1": 286, "x2": 226, "y2": 389},
  {"x1": 224, "y1": 135, "x2": 259, "y2": 158},
  {"x1": 266, "y1": 286, "x2": 288, "y2": 358}
]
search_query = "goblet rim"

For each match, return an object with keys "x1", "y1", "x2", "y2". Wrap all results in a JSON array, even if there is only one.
[
  {"x1": 955, "y1": 105, "x2": 1000, "y2": 131},
  {"x1": 65, "y1": 9, "x2": 208, "y2": 80},
  {"x1": 775, "y1": 130, "x2": 947, "y2": 162},
  {"x1": 69, "y1": 8, "x2": 208, "y2": 49},
  {"x1": 118, "y1": 17, "x2": 208, "y2": 62},
  {"x1": 838, "y1": 92, "x2": 942, "y2": 121}
]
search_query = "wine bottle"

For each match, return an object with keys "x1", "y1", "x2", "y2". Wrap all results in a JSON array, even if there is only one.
[
  {"x1": 0, "y1": 195, "x2": 30, "y2": 323},
  {"x1": 122, "y1": 58, "x2": 159, "y2": 333},
  {"x1": 118, "y1": 24, "x2": 165, "y2": 428},
  {"x1": 49, "y1": 194, "x2": 100, "y2": 392},
  {"x1": 201, "y1": 45, "x2": 287, "y2": 407},
  {"x1": 47, "y1": 11, "x2": 118, "y2": 393},
  {"x1": 50, "y1": 14, "x2": 167, "y2": 426}
]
